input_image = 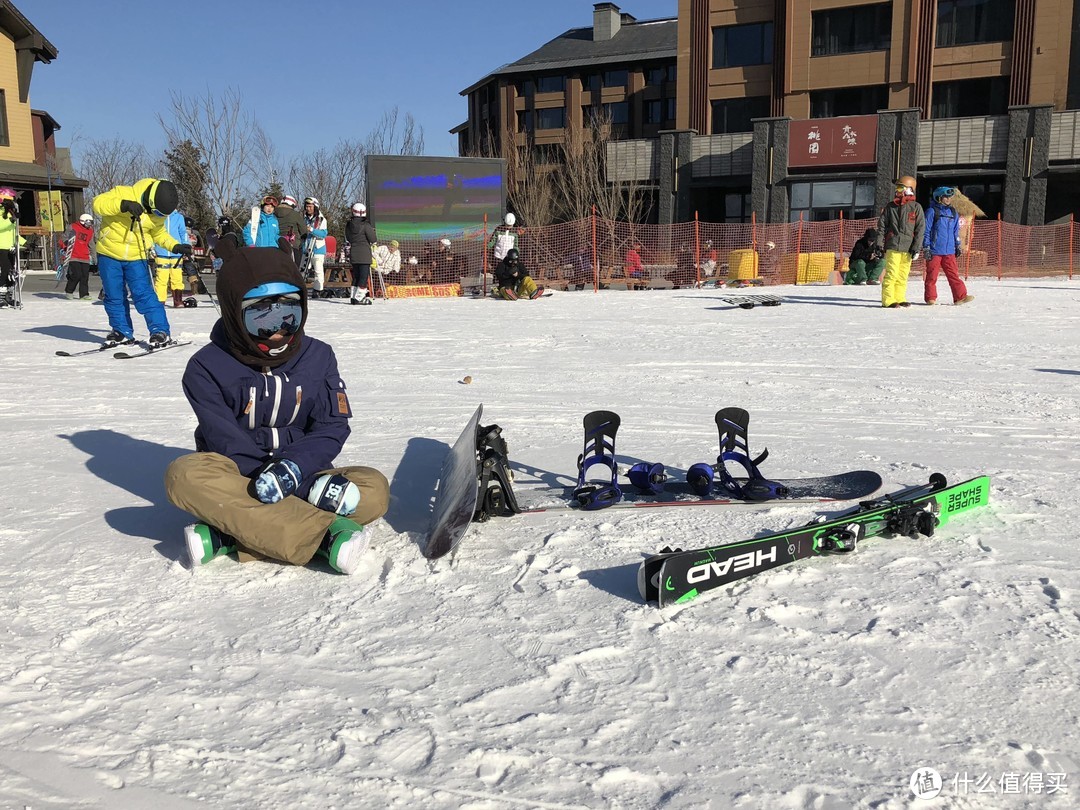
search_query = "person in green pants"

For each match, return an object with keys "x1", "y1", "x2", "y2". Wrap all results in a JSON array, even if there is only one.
[{"x1": 845, "y1": 227, "x2": 884, "y2": 285}]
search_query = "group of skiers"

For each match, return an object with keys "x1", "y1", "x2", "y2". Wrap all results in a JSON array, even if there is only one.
[{"x1": 853, "y1": 175, "x2": 974, "y2": 307}]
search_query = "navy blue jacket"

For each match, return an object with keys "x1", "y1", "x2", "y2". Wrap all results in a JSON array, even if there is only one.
[{"x1": 181, "y1": 322, "x2": 352, "y2": 497}]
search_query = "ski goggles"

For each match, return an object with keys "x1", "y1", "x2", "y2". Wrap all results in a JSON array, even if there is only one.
[{"x1": 242, "y1": 294, "x2": 302, "y2": 338}]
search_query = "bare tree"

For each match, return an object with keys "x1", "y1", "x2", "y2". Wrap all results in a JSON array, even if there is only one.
[
  {"x1": 466, "y1": 127, "x2": 556, "y2": 228},
  {"x1": 286, "y1": 140, "x2": 367, "y2": 237},
  {"x1": 359, "y1": 107, "x2": 426, "y2": 202},
  {"x1": 75, "y1": 137, "x2": 161, "y2": 204},
  {"x1": 158, "y1": 87, "x2": 258, "y2": 218}
]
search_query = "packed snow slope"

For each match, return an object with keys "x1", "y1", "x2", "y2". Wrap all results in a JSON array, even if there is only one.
[{"x1": 1, "y1": 279, "x2": 1078, "y2": 809}]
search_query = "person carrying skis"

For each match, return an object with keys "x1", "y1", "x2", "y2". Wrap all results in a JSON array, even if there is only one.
[
  {"x1": 243, "y1": 196, "x2": 281, "y2": 248},
  {"x1": 344, "y1": 202, "x2": 376, "y2": 305},
  {"x1": 0, "y1": 188, "x2": 25, "y2": 308},
  {"x1": 59, "y1": 213, "x2": 97, "y2": 300},
  {"x1": 93, "y1": 178, "x2": 192, "y2": 347},
  {"x1": 844, "y1": 227, "x2": 884, "y2": 285},
  {"x1": 923, "y1": 187, "x2": 974, "y2": 306},
  {"x1": 487, "y1": 212, "x2": 519, "y2": 267},
  {"x1": 300, "y1": 197, "x2": 329, "y2": 295},
  {"x1": 165, "y1": 234, "x2": 390, "y2": 574},
  {"x1": 494, "y1": 248, "x2": 544, "y2": 300},
  {"x1": 153, "y1": 208, "x2": 190, "y2": 308},
  {"x1": 875, "y1": 175, "x2": 925, "y2": 308}
]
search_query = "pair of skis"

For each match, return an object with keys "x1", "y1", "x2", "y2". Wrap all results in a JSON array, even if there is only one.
[
  {"x1": 56, "y1": 340, "x2": 192, "y2": 359},
  {"x1": 639, "y1": 473, "x2": 991, "y2": 606}
]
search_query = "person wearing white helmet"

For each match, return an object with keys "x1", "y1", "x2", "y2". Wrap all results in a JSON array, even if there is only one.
[
  {"x1": 487, "y1": 211, "x2": 520, "y2": 266},
  {"x1": 431, "y1": 237, "x2": 465, "y2": 285},
  {"x1": 345, "y1": 202, "x2": 377, "y2": 305},
  {"x1": 61, "y1": 213, "x2": 98, "y2": 300},
  {"x1": 300, "y1": 197, "x2": 329, "y2": 294}
]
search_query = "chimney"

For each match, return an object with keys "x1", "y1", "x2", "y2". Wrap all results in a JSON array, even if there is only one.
[{"x1": 593, "y1": 3, "x2": 622, "y2": 41}]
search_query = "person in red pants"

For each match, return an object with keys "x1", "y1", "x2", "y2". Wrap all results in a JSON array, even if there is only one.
[{"x1": 923, "y1": 187, "x2": 974, "y2": 306}]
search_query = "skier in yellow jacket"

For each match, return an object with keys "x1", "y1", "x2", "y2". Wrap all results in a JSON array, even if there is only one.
[{"x1": 93, "y1": 178, "x2": 193, "y2": 348}]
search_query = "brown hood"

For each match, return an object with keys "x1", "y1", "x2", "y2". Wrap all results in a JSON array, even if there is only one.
[{"x1": 214, "y1": 235, "x2": 308, "y2": 368}]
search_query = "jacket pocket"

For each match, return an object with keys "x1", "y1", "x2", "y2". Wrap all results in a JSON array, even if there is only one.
[{"x1": 326, "y1": 377, "x2": 352, "y2": 418}]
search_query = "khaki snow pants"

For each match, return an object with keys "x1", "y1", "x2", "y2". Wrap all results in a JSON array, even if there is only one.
[{"x1": 165, "y1": 452, "x2": 390, "y2": 564}]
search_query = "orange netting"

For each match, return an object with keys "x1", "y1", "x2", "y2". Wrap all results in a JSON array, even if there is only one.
[{"x1": 322, "y1": 213, "x2": 1076, "y2": 296}]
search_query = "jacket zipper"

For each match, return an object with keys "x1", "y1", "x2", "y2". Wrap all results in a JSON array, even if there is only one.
[{"x1": 287, "y1": 386, "x2": 303, "y2": 425}]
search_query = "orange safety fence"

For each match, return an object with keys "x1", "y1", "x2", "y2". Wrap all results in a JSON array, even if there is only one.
[{"x1": 347, "y1": 213, "x2": 1075, "y2": 296}]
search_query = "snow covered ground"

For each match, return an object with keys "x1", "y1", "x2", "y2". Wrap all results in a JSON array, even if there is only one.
[{"x1": 1, "y1": 278, "x2": 1078, "y2": 809}]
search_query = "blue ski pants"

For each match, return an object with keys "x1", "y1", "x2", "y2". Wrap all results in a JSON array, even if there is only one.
[{"x1": 98, "y1": 255, "x2": 170, "y2": 338}]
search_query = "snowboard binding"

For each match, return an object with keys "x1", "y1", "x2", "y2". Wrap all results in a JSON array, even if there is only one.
[
  {"x1": 473, "y1": 423, "x2": 521, "y2": 522},
  {"x1": 573, "y1": 411, "x2": 623, "y2": 510},
  {"x1": 713, "y1": 407, "x2": 789, "y2": 501}
]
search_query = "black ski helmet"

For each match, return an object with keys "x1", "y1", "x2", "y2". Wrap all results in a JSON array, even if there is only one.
[{"x1": 505, "y1": 248, "x2": 519, "y2": 264}]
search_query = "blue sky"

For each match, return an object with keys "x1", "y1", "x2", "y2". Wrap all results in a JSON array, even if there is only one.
[{"x1": 28, "y1": 0, "x2": 675, "y2": 163}]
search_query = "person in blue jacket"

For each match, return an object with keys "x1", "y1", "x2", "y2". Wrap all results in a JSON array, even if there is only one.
[
  {"x1": 164, "y1": 234, "x2": 389, "y2": 574},
  {"x1": 153, "y1": 209, "x2": 190, "y2": 308},
  {"x1": 243, "y1": 196, "x2": 281, "y2": 248},
  {"x1": 923, "y1": 186, "x2": 973, "y2": 305}
]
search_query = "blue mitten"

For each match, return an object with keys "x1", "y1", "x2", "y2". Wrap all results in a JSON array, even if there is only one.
[{"x1": 254, "y1": 459, "x2": 302, "y2": 503}]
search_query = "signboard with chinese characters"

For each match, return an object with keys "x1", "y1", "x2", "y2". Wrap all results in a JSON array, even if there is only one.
[{"x1": 789, "y1": 115, "x2": 878, "y2": 168}]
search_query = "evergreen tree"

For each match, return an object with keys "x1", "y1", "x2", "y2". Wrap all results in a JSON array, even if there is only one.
[{"x1": 162, "y1": 139, "x2": 215, "y2": 234}]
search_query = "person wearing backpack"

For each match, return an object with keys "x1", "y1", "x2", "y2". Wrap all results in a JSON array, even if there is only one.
[{"x1": 922, "y1": 187, "x2": 974, "y2": 306}]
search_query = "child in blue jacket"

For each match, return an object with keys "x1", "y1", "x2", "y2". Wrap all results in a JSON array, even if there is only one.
[{"x1": 164, "y1": 234, "x2": 389, "y2": 573}]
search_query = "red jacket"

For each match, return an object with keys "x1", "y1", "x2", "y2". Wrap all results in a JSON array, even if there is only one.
[{"x1": 64, "y1": 222, "x2": 95, "y2": 262}]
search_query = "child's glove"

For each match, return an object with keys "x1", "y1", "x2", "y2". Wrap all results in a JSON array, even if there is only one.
[{"x1": 254, "y1": 459, "x2": 302, "y2": 503}]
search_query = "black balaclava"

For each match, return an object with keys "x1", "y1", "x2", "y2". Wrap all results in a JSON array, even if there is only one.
[{"x1": 214, "y1": 235, "x2": 309, "y2": 368}]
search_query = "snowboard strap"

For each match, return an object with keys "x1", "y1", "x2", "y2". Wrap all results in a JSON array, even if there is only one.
[
  {"x1": 686, "y1": 462, "x2": 715, "y2": 496},
  {"x1": 715, "y1": 451, "x2": 789, "y2": 501},
  {"x1": 627, "y1": 462, "x2": 665, "y2": 495}
]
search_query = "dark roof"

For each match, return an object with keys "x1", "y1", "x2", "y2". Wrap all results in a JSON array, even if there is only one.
[
  {"x1": 0, "y1": 1, "x2": 59, "y2": 62},
  {"x1": 461, "y1": 17, "x2": 676, "y2": 95}
]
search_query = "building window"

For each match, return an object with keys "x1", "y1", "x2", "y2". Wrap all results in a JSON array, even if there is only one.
[
  {"x1": 580, "y1": 73, "x2": 599, "y2": 92},
  {"x1": 665, "y1": 97, "x2": 676, "y2": 122},
  {"x1": 536, "y1": 75, "x2": 565, "y2": 94},
  {"x1": 645, "y1": 66, "x2": 666, "y2": 86},
  {"x1": 644, "y1": 100, "x2": 663, "y2": 124},
  {"x1": 937, "y1": 0, "x2": 1015, "y2": 47},
  {"x1": 712, "y1": 22, "x2": 774, "y2": 68},
  {"x1": 517, "y1": 110, "x2": 533, "y2": 133},
  {"x1": 957, "y1": 181, "x2": 1003, "y2": 217},
  {"x1": 711, "y1": 96, "x2": 770, "y2": 134},
  {"x1": 931, "y1": 76, "x2": 1009, "y2": 118},
  {"x1": 810, "y1": 85, "x2": 888, "y2": 118},
  {"x1": 811, "y1": 4, "x2": 892, "y2": 57},
  {"x1": 605, "y1": 101, "x2": 629, "y2": 125},
  {"x1": 789, "y1": 179, "x2": 876, "y2": 221},
  {"x1": 724, "y1": 192, "x2": 753, "y2": 223},
  {"x1": 666, "y1": 64, "x2": 677, "y2": 83},
  {"x1": 536, "y1": 107, "x2": 566, "y2": 130},
  {"x1": 0, "y1": 90, "x2": 8, "y2": 147},
  {"x1": 602, "y1": 69, "x2": 628, "y2": 88},
  {"x1": 515, "y1": 79, "x2": 535, "y2": 98}
]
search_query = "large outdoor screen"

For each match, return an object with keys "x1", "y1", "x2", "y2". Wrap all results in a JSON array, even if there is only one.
[{"x1": 365, "y1": 155, "x2": 506, "y2": 238}]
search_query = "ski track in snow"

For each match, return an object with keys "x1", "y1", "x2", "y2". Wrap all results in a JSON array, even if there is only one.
[{"x1": 1, "y1": 280, "x2": 1078, "y2": 808}]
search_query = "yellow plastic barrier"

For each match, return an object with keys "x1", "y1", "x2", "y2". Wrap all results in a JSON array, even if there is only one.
[
  {"x1": 777, "y1": 252, "x2": 835, "y2": 284},
  {"x1": 727, "y1": 249, "x2": 759, "y2": 280}
]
